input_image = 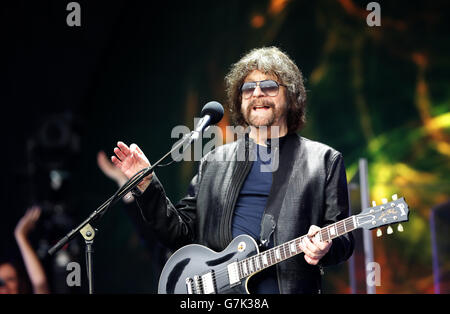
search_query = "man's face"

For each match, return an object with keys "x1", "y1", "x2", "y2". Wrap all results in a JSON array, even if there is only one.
[
  {"x1": 0, "y1": 263, "x2": 19, "y2": 294},
  {"x1": 240, "y1": 70, "x2": 288, "y2": 132}
]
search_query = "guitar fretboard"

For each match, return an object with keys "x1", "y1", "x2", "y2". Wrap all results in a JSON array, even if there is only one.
[{"x1": 236, "y1": 216, "x2": 356, "y2": 279}]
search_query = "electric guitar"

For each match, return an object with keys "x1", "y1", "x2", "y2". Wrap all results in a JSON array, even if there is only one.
[{"x1": 158, "y1": 195, "x2": 409, "y2": 294}]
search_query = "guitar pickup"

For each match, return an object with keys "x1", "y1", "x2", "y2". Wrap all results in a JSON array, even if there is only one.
[{"x1": 201, "y1": 271, "x2": 216, "y2": 294}]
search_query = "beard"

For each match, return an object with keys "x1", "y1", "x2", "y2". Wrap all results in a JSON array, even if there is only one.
[{"x1": 242, "y1": 98, "x2": 285, "y2": 128}]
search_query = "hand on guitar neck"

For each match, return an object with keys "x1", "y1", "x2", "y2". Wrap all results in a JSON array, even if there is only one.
[{"x1": 298, "y1": 225, "x2": 332, "y2": 265}]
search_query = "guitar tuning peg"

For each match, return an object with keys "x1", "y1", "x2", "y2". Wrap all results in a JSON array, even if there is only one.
[
  {"x1": 382, "y1": 198, "x2": 388, "y2": 204},
  {"x1": 372, "y1": 201, "x2": 377, "y2": 207},
  {"x1": 376, "y1": 229, "x2": 382, "y2": 237},
  {"x1": 392, "y1": 194, "x2": 398, "y2": 200},
  {"x1": 397, "y1": 224, "x2": 404, "y2": 232},
  {"x1": 387, "y1": 226, "x2": 393, "y2": 234}
]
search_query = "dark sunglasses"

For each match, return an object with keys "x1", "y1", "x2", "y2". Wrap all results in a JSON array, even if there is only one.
[{"x1": 240, "y1": 80, "x2": 287, "y2": 99}]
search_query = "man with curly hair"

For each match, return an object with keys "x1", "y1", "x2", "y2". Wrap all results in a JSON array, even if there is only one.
[{"x1": 111, "y1": 47, "x2": 354, "y2": 294}]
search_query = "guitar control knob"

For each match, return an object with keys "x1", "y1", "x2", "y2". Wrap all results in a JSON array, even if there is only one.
[
  {"x1": 397, "y1": 224, "x2": 404, "y2": 232},
  {"x1": 376, "y1": 229, "x2": 382, "y2": 237}
]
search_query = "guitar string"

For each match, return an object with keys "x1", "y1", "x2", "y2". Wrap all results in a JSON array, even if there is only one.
[
  {"x1": 195, "y1": 219, "x2": 354, "y2": 287},
  {"x1": 186, "y1": 206, "x2": 408, "y2": 293},
  {"x1": 205, "y1": 231, "x2": 326, "y2": 284},
  {"x1": 187, "y1": 218, "x2": 356, "y2": 292},
  {"x1": 195, "y1": 233, "x2": 320, "y2": 287},
  {"x1": 190, "y1": 236, "x2": 311, "y2": 293},
  {"x1": 209, "y1": 217, "x2": 354, "y2": 281},
  {"x1": 189, "y1": 242, "x2": 297, "y2": 290},
  {"x1": 213, "y1": 218, "x2": 353, "y2": 282},
  {"x1": 188, "y1": 203, "x2": 404, "y2": 292}
]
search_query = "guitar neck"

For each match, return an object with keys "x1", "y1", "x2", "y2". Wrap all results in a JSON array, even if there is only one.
[{"x1": 237, "y1": 216, "x2": 356, "y2": 279}]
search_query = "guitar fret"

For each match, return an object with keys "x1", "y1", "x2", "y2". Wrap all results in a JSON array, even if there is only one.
[
  {"x1": 346, "y1": 218, "x2": 355, "y2": 231},
  {"x1": 266, "y1": 250, "x2": 272, "y2": 266},
  {"x1": 329, "y1": 224, "x2": 336, "y2": 237},
  {"x1": 326, "y1": 225, "x2": 332, "y2": 240},
  {"x1": 290, "y1": 241, "x2": 296, "y2": 254},
  {"x1": 336, "y1": 221, "x2": 343, "y2": 235},
  {"x1": 275, "y1": 248, "x2": 281, "y2": 261},
  {"x1": 287, "y1": 242, "x2": 293, "y2": 255},
  {"x1": 262, "y1": 252, "x2": 268, "y2": 266},
  {"x1": 321, "y1": 229, "x2": 329, "y2": 242},
  {"x1": 338, "y1": 221, "x2": 344, "y2": 234},
  {"x1": 297, "y1": 238, "x2": 303, "y2": 252},
  {"x1": 280, "y1": 245, "x2": 286, "y2": 260}
]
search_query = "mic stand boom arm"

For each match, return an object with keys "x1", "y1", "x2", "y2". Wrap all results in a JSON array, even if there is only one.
[{"x1": 47, "y1": 131, "x2": 196, "y2": 293}]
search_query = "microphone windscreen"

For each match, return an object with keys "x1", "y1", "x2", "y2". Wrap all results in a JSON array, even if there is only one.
[{"x1": 201, "y1": 101, "x2": 224, "y2": 125}]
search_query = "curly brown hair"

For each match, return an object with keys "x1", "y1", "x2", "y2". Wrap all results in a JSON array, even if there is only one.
[{"x1": 224, "y1": 47, "x2": 307, "y2": 133}]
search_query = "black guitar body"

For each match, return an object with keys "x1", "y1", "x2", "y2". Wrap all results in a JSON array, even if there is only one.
[{"x1": 158, "y1": 234, "x2": 259, "y2": 294}]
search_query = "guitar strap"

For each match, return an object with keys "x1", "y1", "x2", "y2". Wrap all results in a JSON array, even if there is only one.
[{"x1": 259, "y1": 133, "x2": 299, "y2": 248}]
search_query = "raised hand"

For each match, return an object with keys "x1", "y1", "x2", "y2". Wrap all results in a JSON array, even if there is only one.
[
  {"x1": 111, "y1": 141, "x2": 153, "y2": 192},
  {"x1": 97, "y1": 150, "x2": 128, "y2": 186},
  {"x1": 14, "y1": 206, "x2": 41, "y2": 239},
  {"x1": 14, "y1": 206, "x2": 50, "y2": 294}
]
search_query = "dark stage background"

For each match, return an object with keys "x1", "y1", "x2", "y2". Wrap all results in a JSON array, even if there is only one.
[{"x1": 1, "y1": 0, "x2": 449, "y2": 293}]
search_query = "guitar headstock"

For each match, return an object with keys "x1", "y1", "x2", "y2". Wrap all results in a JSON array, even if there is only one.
[{"x1": 355, "y1": 194, "x2": 409, "y2": 235}]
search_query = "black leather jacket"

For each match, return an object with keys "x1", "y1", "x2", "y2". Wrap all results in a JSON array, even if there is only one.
[{"x1": 136, "y1": 133, "x2": 354, "y2": 294}]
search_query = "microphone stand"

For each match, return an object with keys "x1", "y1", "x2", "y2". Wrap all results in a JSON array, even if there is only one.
[{"x1": 48, "y1": 131, "x2": 197, "y2": 294}]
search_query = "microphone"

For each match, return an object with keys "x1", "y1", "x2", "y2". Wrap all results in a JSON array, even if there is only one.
[{"x1": 192, "y1": 101, "x2": 224, "y2": 139}]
